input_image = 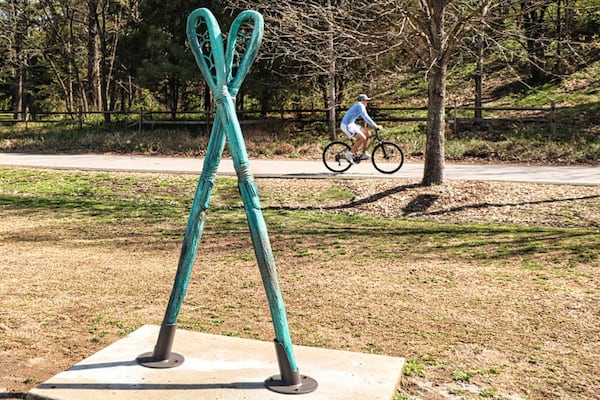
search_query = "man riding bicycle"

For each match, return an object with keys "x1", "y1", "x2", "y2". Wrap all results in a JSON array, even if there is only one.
[{"x1": 340, "y1": 93, "x2": 383, "y2": 164}]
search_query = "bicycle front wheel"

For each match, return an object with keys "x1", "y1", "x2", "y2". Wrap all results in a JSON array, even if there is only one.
[
  {"x1": 372, "y1": 142, "x2": 404, "y2": 174},
  {"x1": 322, "y1": 141, "x2": 352, "y2": 173}
]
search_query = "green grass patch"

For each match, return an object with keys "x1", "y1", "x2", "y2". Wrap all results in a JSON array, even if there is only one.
[
  {"x1": 403, "y1": 358, "x2": 426, "y2": 377},
  {"x1": 1, "y1": 167, "x2": 597, "y2": 270}
]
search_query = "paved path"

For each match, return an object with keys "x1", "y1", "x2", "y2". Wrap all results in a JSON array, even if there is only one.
[{"x1": 0, "y1": 152, "x2": 598, "y2": 185}]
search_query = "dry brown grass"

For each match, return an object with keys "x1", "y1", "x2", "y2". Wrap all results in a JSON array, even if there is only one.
[{"x1": 1, "y1": 171, "x2": 599, "y2": 400}]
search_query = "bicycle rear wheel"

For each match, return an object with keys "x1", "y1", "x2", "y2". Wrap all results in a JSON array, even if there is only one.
[
  {"x1": 322, "y1": 141, "x2": 352, "y2": 173},
  {"x1": 372, "y1": 142, "x2": 404, "y2": 174}
]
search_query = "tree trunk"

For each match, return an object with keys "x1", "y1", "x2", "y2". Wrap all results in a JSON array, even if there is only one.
[
  {"x1": 98, "y1": 1, "x2": 111, "y2": 123},
  {"x1": 474, "y1": 31, "x2": 483, "y2": 122},
  {"x1": 87, "y1": 0, "x2": 101, "y2": 111},
  {"x1": 474, "y1": 1, "x2": 491, "y2": 124},
  {"x1": 328, "y1": 66, "x2": 337, "y2": 140},
  {"x1": 11, "y1": 1, "x2": 28, "y2": 120},
  {"x1": 170, "y1": 78, "x2": 179, "y2": 119},
  {"x1": 13, "y1": 47, "x2": 25, "y2": 120},
  {"x1": 423, "y1": 63, "x2": 446, "y2": 186},
  {"x1": 422, "y1": 0, "x2": 446, "y2": 186},
  {"x1": 521, "y1": 2, "x2": 548, "y2": 84},
  {"x1": 327, "y1": 10, "x2": 336, "y2": 141}
]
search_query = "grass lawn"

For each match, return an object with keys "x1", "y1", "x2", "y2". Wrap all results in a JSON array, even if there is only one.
[{"x1": 0, "y1": 168, "x2": 598, "y2": 400}]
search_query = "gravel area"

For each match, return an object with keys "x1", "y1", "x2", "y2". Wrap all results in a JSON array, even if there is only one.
[{"x1": 259, "y1": 178, "x2": 600, "y2": 229}]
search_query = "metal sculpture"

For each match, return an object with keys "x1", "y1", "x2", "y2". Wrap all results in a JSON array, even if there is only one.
[{"x1": 136, "y1": 8, "x2": 317, "y2": 394}]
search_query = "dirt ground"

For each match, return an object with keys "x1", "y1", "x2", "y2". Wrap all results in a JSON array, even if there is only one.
[{"x1": 1, "y1": 175, "x2": 599, "y2": 400}]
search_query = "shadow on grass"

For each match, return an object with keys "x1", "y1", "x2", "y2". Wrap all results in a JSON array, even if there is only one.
[
  {"x1": 2, "y1": 184, "x2": 598, "y2": 259},
  {"x1": 264, "y1": 183, "x2": 424, "y2": 212},
  {"x1": 261, "y1": 182, "x2": 599, "y2": 222},
  {"x1": 422, "y1": 194, "x2": 600, "y2": 216},
  {"x1": 0, "y1": 392, "x2": 27, "y2": 399},
  {"x1": 0, "y1": 194, "x2": 182, "y2": 221}
]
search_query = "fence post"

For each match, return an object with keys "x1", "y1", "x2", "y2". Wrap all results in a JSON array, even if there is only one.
[
  {"x1": 205, "y1": 108, "x2": 211, "y2": 136},
  {"x1": 550, "y1": 101, "x2": 556, "y2": 136},
  {"x1": 78, "y1": 107, "x2": 83, "y2": 129},
  {"x1": 453, "y1": 101, "x2": 458, "y2": 134},
  {"x1": 138, "y1": 108, "x2": 143, "y2": 134}
]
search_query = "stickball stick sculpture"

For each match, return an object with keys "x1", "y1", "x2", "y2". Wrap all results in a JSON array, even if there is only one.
[{"x1": 136, "y1": 8, "x2": 317, "y2": 394}]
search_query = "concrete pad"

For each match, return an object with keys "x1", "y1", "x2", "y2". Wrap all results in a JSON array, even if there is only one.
[{"x1": 27, "y1": 325, "x2": 404, "y2": 400}]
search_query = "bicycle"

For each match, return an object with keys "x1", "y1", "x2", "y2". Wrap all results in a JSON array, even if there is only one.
[{"x1": 322, "y1": 128, "x2": 405, "y2": 174}]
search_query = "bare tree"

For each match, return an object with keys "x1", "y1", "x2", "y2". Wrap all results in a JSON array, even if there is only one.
[
  {"x1": 32, "y1": 0, "x2": 130, "y2": 116},
  {"x1": 39, "y1": 0, "x2": 88, "y2": 113},
  {"x1": 224, "y1": 0, "x2": 406, "y2": 139},
  {"x1": 394, "y1": 0, "x2": 502, "y2": 185},
  {"x1": 95, "y1": 0, "x2": 127, "y2": 122}
]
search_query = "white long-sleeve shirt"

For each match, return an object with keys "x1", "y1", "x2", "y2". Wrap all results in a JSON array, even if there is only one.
[{"x1": 341, "y1": 101, "x2": 377, "y2": 128}]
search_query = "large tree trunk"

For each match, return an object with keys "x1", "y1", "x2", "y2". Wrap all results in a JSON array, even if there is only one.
[
  {"x1": 423, "y1": 63, "x2": 446, "y2": 186},
  {"x1": 423, "y1": 0, "x2": 447, "y2": 186}
]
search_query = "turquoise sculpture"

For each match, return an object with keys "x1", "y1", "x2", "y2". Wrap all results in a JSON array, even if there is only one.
[{"x1": 136, "y1": 8, "x2": 317, "y2": 394}]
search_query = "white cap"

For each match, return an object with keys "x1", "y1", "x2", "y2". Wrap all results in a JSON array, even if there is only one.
[{"x1": 358, "y1": 94, "x2": 371, "y2": 101}]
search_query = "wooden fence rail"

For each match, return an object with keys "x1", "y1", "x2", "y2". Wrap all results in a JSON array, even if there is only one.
[{"x1": 0, "y1": 103, "x2": 559, "y2": 133}]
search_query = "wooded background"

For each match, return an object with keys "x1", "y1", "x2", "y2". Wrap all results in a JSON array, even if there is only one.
[
  {"x1": 1, "y1": 0, "x2": 598, "y2": 183},
  {"x1": 2, "y1": 1, "x2": 597, "y2": 116}
]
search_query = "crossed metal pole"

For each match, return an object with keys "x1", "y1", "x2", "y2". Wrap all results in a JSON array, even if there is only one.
[{"x1": 135, "y1": 8, "x2": 317, "y2": 394}]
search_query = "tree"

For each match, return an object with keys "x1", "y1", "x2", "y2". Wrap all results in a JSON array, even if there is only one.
[
  {"x1": 119, "y1": 0, "x2": 219, "y2": 116},
  {"x1": 395, "y1": 1, "x2": 495, "y2": 185},
  {"x1": 2, "y1": 0, "x2": 595, "y2": 148},
  {"x1": 396, "y1": 0, "x2": 566, "y2": 185},
  {"x1": 87, "y1": 0, "x2": 101, "y2": 111},
  {"x1": 520, "y1": 0, "x2": 551, "y2": 83},
  {"x1": 223, "y1": 0, "x2": 405, "y2": 139},
  {"x1": 38, "y1": 0, "x2": 89, "y2": 113},
  {"x1": 0, "y1": 0, "x2": 36, "y2": 119},
  {"x1": 187, "y1": 1, "x2": 579, "y2": 186},
  {"x1": 91, "y1": 0, "x2": 130, "y2": 121}
]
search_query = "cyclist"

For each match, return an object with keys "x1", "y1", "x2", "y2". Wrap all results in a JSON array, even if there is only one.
[{"x1": 340, "y1": 93, "x2": 383, "y2": 164}]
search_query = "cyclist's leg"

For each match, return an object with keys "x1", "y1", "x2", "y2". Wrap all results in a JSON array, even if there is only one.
[
  {"x1": 344, "y1": 123, "x2": 364, "y2": 153},
  {"x1": 340, "y1": 123, "x2": 357, "y2": 163},
  {"x1": 359, "y1": 127, "x2": 373, "y2": 153},
  {"x1": 350, "y1": 130, "x2": 366, "y2": 154},
  {"x1": 353, "y1": 126, "x2": 374, "y2": 154}
]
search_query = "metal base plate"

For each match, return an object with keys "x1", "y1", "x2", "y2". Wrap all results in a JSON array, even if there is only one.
[
  {"x1": 265, "y1": 374, "x2": 318, "y2": 394},
  {"x1": 136, "y1": 351, "x2": 185, "y2": 369}
]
